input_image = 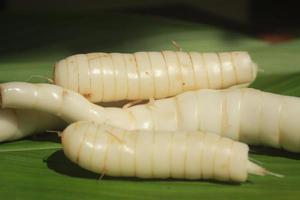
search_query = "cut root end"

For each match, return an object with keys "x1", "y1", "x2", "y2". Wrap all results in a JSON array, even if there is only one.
[{"x1": 247, "y1": 161, "x2": 284, "y2": 178}]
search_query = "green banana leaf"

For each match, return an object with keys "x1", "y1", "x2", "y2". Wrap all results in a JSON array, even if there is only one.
[{"x1": 0, "y1": 13, "x2": 300, "y2": 200}]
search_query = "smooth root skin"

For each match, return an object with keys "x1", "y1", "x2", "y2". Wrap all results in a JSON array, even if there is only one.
[
  {"x1": 62, "y1": 121, "x2": 268, "y2": 182},
  {"x1": 0, "y1": 108, "x2": 66, "y2": 142},
  {"x1": 1, "y1": 82, "x2": 299, "y2": 152},
  {"x1": 54, "y1": 51, "x2": 257, "y2": 102}
]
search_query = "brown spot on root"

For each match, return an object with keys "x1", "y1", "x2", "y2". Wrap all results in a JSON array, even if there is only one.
[
  {"x1": 62, "y1": 89, "x2": 68, "y2": 97},
  {"x1": 86, "y1": 53, "x2": 100, "y2": 60},
  {"x1": 98, "y1": 54, "x2": 109, "y2": 58},
  {"x1": 83, "y1": 93, "x2": 91, "y2": 99},
  {"x1": 182, "y1": 82, "x2": 186, "y2": 86},
  {"x1": 129, "y1": 56, "x2": 135, "y2": 63}
]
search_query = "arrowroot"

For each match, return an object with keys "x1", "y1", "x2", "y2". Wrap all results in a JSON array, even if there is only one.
[
  {"x1": 54, "y1": 51, "x2": 257, "y2": 102},
  {"x1": 62, "y1": 121, "x2": 279, "y2": 182},
  {"x1": 1, "y1": 82, "x2": 299, "y2": 152}
]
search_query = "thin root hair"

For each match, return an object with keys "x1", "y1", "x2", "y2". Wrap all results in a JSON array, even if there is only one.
[
  {"x1": 26, "y1": 75, "x2": 54, "y2": 83},
  {"x1": 171, "y1": 40, "x2": 183, "y2": 51},
  {"x1": 46, "y1": 130, "x2": 62, "y2": 137},
  {"x1": 104, "y1": 129, "x2": 124, "y2": 144}
]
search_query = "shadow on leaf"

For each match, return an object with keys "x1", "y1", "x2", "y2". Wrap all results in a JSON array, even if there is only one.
[
  {"x1": 46, "y1": 150, "x2": 99, "y2": 179},
  {"x1": 30, "y1": 132, "x2": 61, "y2": 143},
  {"x1": 250, "y1": 146, "x2": 300, "y2": 160}
]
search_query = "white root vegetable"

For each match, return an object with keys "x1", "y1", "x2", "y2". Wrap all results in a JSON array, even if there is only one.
[
  {"x1": 62, "y1": 121, "x2": 276, "y2": 182},
  {"x1": 54, "y1": 51, "x2": 257, "y2": 102},
  {"x1": 0, "y1": 108, "x2": 66, "y2": 142},
  {"x1": 1, "y1": 82, "x2": 299, "y2": 152}
]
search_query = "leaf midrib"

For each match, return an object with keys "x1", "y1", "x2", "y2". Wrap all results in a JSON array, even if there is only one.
[{"x1": 0, "y1": 146, "x2": 62, "y2": 153}]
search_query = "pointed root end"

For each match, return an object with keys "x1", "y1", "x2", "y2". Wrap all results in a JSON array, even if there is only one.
[{"x1": 247, "y1": 161, "x2": 283, "y2": 178}]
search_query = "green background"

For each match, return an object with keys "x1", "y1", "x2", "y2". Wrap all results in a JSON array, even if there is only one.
[{"x1": 0, "y1": 13, "x2": 300, "y2": 199}]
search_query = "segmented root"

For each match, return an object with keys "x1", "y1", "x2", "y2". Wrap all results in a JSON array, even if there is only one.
[
  {"x1": 55, "y1": 50, "x2": 257, "y2": 103},
  {"x1": 247, "y1": 161, "x2": 284, "y2": 178},
  {"x1": 3, "y1": 82, "x2": 299, "y2": 152},
  {"x1": 26, "y1": 75, "x2": 54, "y2": 84}
]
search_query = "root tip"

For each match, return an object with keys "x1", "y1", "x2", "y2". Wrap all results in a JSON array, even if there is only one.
[
  {"x1": 247, "y1": 161, "x2": 283, "y2": 178},
  {"x1": 265, "y1": 170, "x2": 284, "y2": 178}
]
